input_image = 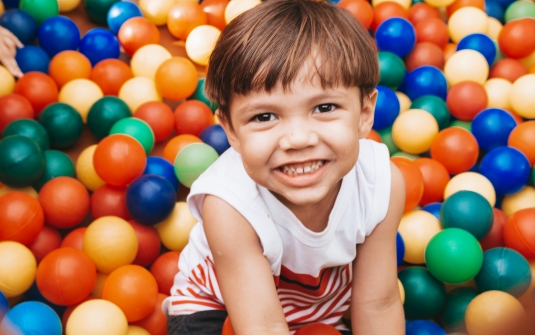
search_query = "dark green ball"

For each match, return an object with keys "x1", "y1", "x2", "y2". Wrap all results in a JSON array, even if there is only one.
[
  {"x1": 188, "y1": 77, "x2": 218, "y2": 112},
  {"x1": 32, "y1": 150, "x2": 76, "y2": 191},
  {"x1": 38, "y1": 103, "x2": 83, "y2": 149},
  {"x1": 378, "y1": 52, "x2": 406, "y2": 90},
  {"x1": 87, "y1": 96, "x2": 132, "y2": 140},
  {"x1": 0, "y1": 135, "x2": 45, "y2": 187},
  {"x1": 410, "y1": 95, "x2": 451, "y2": 130},
  {"x1": 85, "y1": 0, "x2": 120, "y2": 24},
  {"x1": 398, "y1": 266, "x2": 447, "y2": 320},
  {"x1": 2, "y1": 119, "x2": 50, "y2": 152},
  {"x1": 440, "y1": 190, "x2": 493, "y2": 240},
  {"x1": 440, "y1": 287, "x2": 479, "y2": 332},
  {"x1": 377, "y1": 127, "x2": 399, "y2": 156}
]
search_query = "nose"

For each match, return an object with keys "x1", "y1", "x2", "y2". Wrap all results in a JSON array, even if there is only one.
[{"x1": 279, "y1": 122, "x2": 319, "y2": 151}]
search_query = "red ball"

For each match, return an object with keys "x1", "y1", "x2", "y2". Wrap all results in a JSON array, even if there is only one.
[
  {"x1": 446, "y1": 81, "x2": 488, "y2": 121},
  {"x1": 38, "y1": 177, "x2": 90, "y2": 229},
  {"x1": 489, "y1": 58, "x2": 528, "y2": 83},
  {"x1": 135, "y1": 101, "x2": 175, "y2": 142},
  {"x1": 430, "y1": 127, "x2": 479, "y2": 175},
  {"x1": 415, "y1": 17, "x2": 449, "y2": 49},
  {"x1": 372, "y1": 2, "x2": 408, "y2": 31},
  {"x1": 0, "y1": 94, "x2": 34, "y2": 132},
  {"x1": 89, "y1": 59, "x2": 133, "y2": 96},
  {"x1": 446, "y1": 0, "x2": 485, "y2": 16},
  {"x1": 498, "y1": 18, "x2": 535, "y2": 59},
  {"x1": 408, "y1": 3, "x2": 439, "y2": 26},
  {"x1": 479, "y1": 208, "x2": 508, "y2": 251},
  {"x1": 150, "y1": 251, "x2": 180, "y2": 295},
  {"x1": 391, "y1": 157, "x2": 424, "y2": 213},
  {"x1": 129, "y1": 220, "x2": 161, "y2": 267},
  {"x1": 91, "y1": 184, "x2": 131, "y2": 220},
  {"x1": 222, "y1": 317, "x2": 236, "y2": 335},
  {"x1": 14, "y1": 72, "x2": 59, "y2": 116},
  {"x1": 0, "y1": 192, "x2": 44, "y2": 246},
  {"x1": 200, "y1": 0, "x2": 229, "y2": 31},
  {"x1": 414, "y1": 158, "x2": 450, "y2": 206},
  {"x1": 36, "y1": 247, "x2": 97, "y2": 306},
  {"x1": 28, "y1": 224, "x2": 62, "y2": 263},
  {"x1": 174, "y1": 100, "x2": 214, "y2": 137},
  {"x1": 295, "y1": 323, "x2": 342, "y2": 334},
  {"x1": 404, "y1": 42, "x2": 445, "y2": 72},
  {"x1": 504, "y1": 208, "x2": 535, "y2": 260},
  {"x1": 131, "y1": 293, "x2": 169, "y2": 335},
  {"x1": 60, "y1": 227, "x2": 86, "y2": 251},
  {"x1": 339, "y1": 0, "x2": 374, "y2": 30}
]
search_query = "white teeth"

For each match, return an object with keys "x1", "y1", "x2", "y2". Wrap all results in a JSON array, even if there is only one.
[
  {"x1": 304, "y1": 166, "x2": 311, "y2": 173},
  {"x1": 279, "y1": 160, "x2": 325, "y2": 175},
  {"x1": 296, "y1": 167, "x2": 303, "y2": 173}
]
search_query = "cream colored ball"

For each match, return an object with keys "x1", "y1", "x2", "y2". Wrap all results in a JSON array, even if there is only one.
[
  {"x1": 444, "y1": 172, "x2": 496, "y2": 207},
  {"x1": 185, "y1": 25, "x2": 221, "y2": 66},
  {"x1": 225, "y1": 0, "x2": 261, "y2": 24},
  {"x1": 444, "y1": 49, "x2": 489, "y2": 86},
  {"x1": 138, "y1": 0, "x2": 176, "y2": 26},
  {"x1": 58, "y1": 79, "x2": 103, "y2": 123},
  {"x1": 131, "y1": 44, "x2": 172, "y2": 80},
  {"x1": 398, "y1": 210, "x2": 442, "y2": 264},
  {"x1": 485, "y1": 78, "x2": 512, "y2": 110},
  {"x1": 118, "y1": 77, "x2": 162, "y2": 112},
  {"x1": 448, "y1": 7, "x2": 488, "y2": 43},
  {"x1": 501, "y1": 186, "x2": 535, "y2": 217},
  {"x1": 392, "y1": 109, "x2": 439, "y2": 154},
  {"x1": 76, "y1": 144, "x2": 105, "y2": 192},
  {"x1": 509, "y1": 74, "x2": 535, "y2": 118}
]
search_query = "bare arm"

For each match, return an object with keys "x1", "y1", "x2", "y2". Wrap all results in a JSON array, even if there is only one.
[
  {"x1": 351, "y1": 162, "x2": 406, "y2": 334},
  {"x1": 0, "y1": 26, "x2": 23, "y2": 78},
  {"x1": 203, "y1": 195, "x2": 290, "y2": 335}
]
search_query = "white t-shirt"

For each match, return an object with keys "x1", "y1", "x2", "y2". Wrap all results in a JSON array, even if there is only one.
[{"x1": 163, "y1": 139, "x2": 391, "y2": 333}]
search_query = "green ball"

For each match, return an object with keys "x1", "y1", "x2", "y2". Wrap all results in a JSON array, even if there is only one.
[
  {"x1": 32, "y1": 150, "x2": 76, "y2": 191},
  {"x1": 0, "y1": 135, "x2": 45, "y2": 187},
  {"x1": 38, "y1": 103, "x2": 83, "y2": 149},
  {"x1": 410, "y1": 95, "x2": 451, "y2": 130},
  {"x1": 87, "y1": 96, "x2": 132, "y2": 140},
  {"x1": 378, "y1": 52, "x2": 406, "y2": 90},
  {"x1": 532, "y1": 166, "x2": 535, "y2": 186},
  {"x1": 505, "y1": 1, "x2": 535, "y2": 22},
  {"x1": 174, "y1": 143, "x2": 219, "y2": 188},
  {"x1": 109, "y1": 117, "x2": 154, "y2": 155},
  {"x1": 425, "y1": 228, "x2": 484, "y2": 284},
  {"x1": 19, "y1": 0, "x2": 59, "y2": 25},
  {"x1": 392, "y1": 151, "x2": 419, "y2": 160},
  {"x1": 85, "y1": 0, "x2": 120, "y2": 24},
  {"x1": 440, "y1": 190, "x2": 493, "y2": 239},
  {"x1": 449, "y1": 120, "x2": 472, "y2": 132},
  {"x1": 398, "y1": 266, "x2": 447, "y2": 320},
  {"x1": 189, "y1": 78, "x2": 218, "y2": 112},
  {"x1": 377, "y1": 127, "x2": 400, "y2": 156},
  {"x1": 2, "y1": 119, "x2": 49, "y2": 151},
  {"x1": 440, "y1": 287, "x2": 479, "y2": 332}
]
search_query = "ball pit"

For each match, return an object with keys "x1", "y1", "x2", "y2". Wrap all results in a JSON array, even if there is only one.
[
  {"x1": 37, "y1": 16, "x2": 80, "y2": 57},
  {"x1": 48, "y1": 51, "x2": 92, "y2": 88},
  {"x1": 0, "y1": 9, "x2": 38, "y2": 45}
]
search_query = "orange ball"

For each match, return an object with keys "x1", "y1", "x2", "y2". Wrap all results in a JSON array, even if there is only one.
[
  {"x1": 154, "y1": 57, "x2": 198, "y2": 101},
  {"x1": 443, "y1": 43, "x2": 457, "y2": 61},
  {"x1": 93, "y1": 134, "x2": 147, "y2": 186},
  {"x1": 446, "y1": 81, "x2": 488, "y2": 121},
  {"x1": 415, "y1": 17, "x2": 449, "y2": 49},
  {"x1": 131, "y1": 293, "x2": 169, "y2": 335},
  {"x1": 14, "y1": 72, "x2": 58, "y2": 116},
  {"x1": 414, "y1": 157, "x2": 450, "y2": 206},
  {"x1": 430, "y1": 127, "x2": 479, "y2": 175},
  {"x1": 150, "y1": 251, "x2": 180, "y2": 295},
  {"x1": 200, "y1": 0, "x2": 229, "y2": 31},
  {"x1": 372, "y1": 1, "x2": 408, "y2": 31},
  {"x1": 48, "y1": 51, "x2": 92, "y2": 88},
  {"x1": 446, "y1": 0, "x2": 485, "y2": 16},
  {"x1": 89, "y1": 59, "x2": 133, "y2": 96},
  {"x1": 509, "y1": 121, "x2": 535, "y2": 167},
  {"x1": 134, "y1": 101, "x2": 175, "y2": 142},
  {"x1": 490, "y1": 59, "x2": 528, "y2": 83},
  {"x1": 405, "y1": 42, "x2": 445, "y2": 71},
  {"x1": 295, "y1": 323, "x2": 342, "y2": 334},
  {"x1": 163, "y1": 134, "x2": 202, "y2": 163},
  {"x1": 339, "y1": 0, "x2": 374, "y2": 30},
  {"x1": 408, "y1": 3, "x2": 439, "y2": 26},
  {"x1": 118, "y1": 17, "x2": 160, "y2": 56},
  {"x1": 167, "y1": 2, "x2": 207, "y2": 40},
  {"x1": 365, "y1": 129, "x2": 382, "y2": 143},
  {"x1": 38, "y1": 177, "x2": 90, "y2": 229},
  {"x1": 60, "y1": 227, "x2": 86, "y2": 251},
  {"x1": 174, "y1": 100, "x2": 214, "y2": 136},
  {"x1": 27, "y1": 224, "x2": 61, "y2": 263},
  {"x1": 504, "y1": 208, "x2": 535, "y2": 260},
  {"x1": 0, "y1": 192, "x2": 43, "y2": 246},
  {"x1": 391, "y1": 157, "x2": 424, "y2": 213},
  {"x1": 222, "y1": 317, "x2": 236, "y2": 335},
  {"x1": 103, "y1": 264, "x2": 159, "y2": 322}
]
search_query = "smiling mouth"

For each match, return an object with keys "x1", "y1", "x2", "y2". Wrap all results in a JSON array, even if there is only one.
[{"x1": 278, "y1": 160, "x2": 326, "y2": 175}]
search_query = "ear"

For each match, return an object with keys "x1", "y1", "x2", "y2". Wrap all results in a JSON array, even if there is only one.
[
  {"x1": 358, "y1": 88, "x2": 378, "y2": 139},
  {"x1": 217, "y1": 110, "x2": 241, "y2": 154}
]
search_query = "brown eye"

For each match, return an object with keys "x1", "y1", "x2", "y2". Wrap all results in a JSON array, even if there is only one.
[
  {"x1": 315, "y1": 104, "x2": 335, "y2": 113},
  {"x1": 253, "y1": 113, "x2": 275, "y2": 122}
]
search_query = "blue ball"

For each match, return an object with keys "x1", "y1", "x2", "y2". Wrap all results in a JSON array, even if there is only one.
[
  {"x1": 126, "y1": 174, "x2": 176, "y2": 226},
  {"x1": 38, "y1": 16, "x2": 80, "y2": 57},
  {"x1": 144, "y1": 156, "x2": 180, "y2": 192},
  {"x1": 406, "y1": 320, "x2": 447, "y2": 335},
  {"x1": 396, "y1": 232, "x2": 405, "y2": 268},
  {"x1": 24, "y1": 281, "x2": 67, "y2": 317},
  {"x1": 422, "y1": 202, "x2": 442, "y2": 220},
  {"x1": 199, "y1": 124, "x2": 230, "y2": 156},
  {"x1": 457, "y1": 33, "x2": 496, "y2": 66},
  {"x1": 79, "y1": 28, "x2": 120, "y2": 66},
  {"x1": 107, "y1": 2, "x2": 143, "y2": 35},
  {"x1": 403, "y1": 66, "x2": 448, "y2": 101},
  {"x1": 372, "y1": 85, "x2": 400, "y2": 130},
  {"x1": 5, "y1": 301, "x2": 62, "y2": 335},
  {"x1": 471, "y1": 108, "x2": 516, "y2": 152},
  {"x1": 375, "y1": 17, "x2": 416, "y2": 58},
  {"x1": 485, "y1": 0, "x2": 505, "y2": 22},
  {"x1": 15, "y1": 46, "x2": 50, "y2": 74},
  {"x1": 493, "y1": 0, "x2": 515, "y2": 11},
  {"x1": 0, "y1": 9, "x2": 38, "y2": 45},
  {"x1": 3, "y1": 0, "x2": 20, "y2": 8},
  {"x1": 480, "y1": 146, "x2": 531, "y2": 195},
  {"x1": 0, "y1": 290, "x2": 8, "y2": 319}
]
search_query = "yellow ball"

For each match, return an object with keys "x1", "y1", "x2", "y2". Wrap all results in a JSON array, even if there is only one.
[
  {"x1": 131, "y1": 44, "x2": 172, "y2": 80},
  {"x1": 225, "y1": 0, "x2": 261, "y2": 24},
  {"x1": 448, "y1": 7, "x2": 488, "y2": 43},
  {"x1": 58, "y1": 0, "x2": 81, "y2": 12},
  {"x1": 486, "y1": 17, "x2": 503, "y2": 40},
  {"x1": 66, "y1": 299, "x2": 128, "y2": 335},
  {"x1": 0, "y1": 186, "x2": 38, "y2": 199},
  {"x1": 83, "y1": 216, "x2": 138, "y2": 273},
  {"x1": 59, "y1": 79, "x2": 103, "y2": 123},
  {"x1": 127, "y1": 326, "x2": 151, "y2": 335},
  {"x1": 0, "y1": 241, "x2": 36, "y2": 298},
  {"x1": 396, "y1": 91, "x2": 411, "y2": 113},
  {"x1": 485, "y1": 78, "x2": 512, "y2": 110},
  {"x1": 118, "y1": 77, "x2": 162, "y2": 112},
  {"x1": 444, "y1": 172, "x2": 496, "y2": 207},
  {"x1": 398, "y1": 210, "x2": 442, "y2": 264},
  {"x1": 510, "y1": 74, "x2": 535, "y2": 118},
  {"x1": 424, "y1": 0, "x2": 456, "y2": 8},
  {"x1": 185, "y1": 25, "x2": 221, "y2": 66},
  {"x1": 392, "y1": 109, "x2": 439, "y2": 154},
  {"x1": 91, "y1": 272, "x2": 109, "y2": 299},
  {"x1": 138, "y1": 0, "x2": 175, "y2": 26},
  {"x1": 373, "y1": 0, "x2": 412, "y2": 9},
  {"x1": 519, "y1": 49, "x2": 535, "y2": 70},
  {"x1": 501, "y1": 186, "x2": 535, "y2": 217},
  {"x1": 444, "y1": 49, "x2": 489, "y2": 86},
  {"x1": 76, "y1": 144, "x2": 105, "y2": 191},
  {"x1": 398, "y1": 279, "x2": 405, "y2": 304},
  {"x1": 0, "y1": 65, "x2": 15, "y2": 98},
  {"x1": 156, "y1": 202, "x2": 197, "y2": 251}
]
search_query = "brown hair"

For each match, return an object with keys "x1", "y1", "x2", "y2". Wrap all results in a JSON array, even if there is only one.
[{"x1": 205, "y1": 0, "x2": 379, "y2": 124}]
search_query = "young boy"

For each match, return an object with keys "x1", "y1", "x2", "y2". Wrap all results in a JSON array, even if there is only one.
[{"x1": 163, "y1": 0, "x2": 406, "y2": 334}]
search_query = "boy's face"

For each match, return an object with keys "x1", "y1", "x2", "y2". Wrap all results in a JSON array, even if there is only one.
[{"x1": 219, "y1": 69, "x2": 377, "y2": 209}]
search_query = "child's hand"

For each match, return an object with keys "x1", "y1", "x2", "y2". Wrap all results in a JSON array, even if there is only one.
[{"x1": 0, "y1": 26, "x2": 23, "y2": 78}]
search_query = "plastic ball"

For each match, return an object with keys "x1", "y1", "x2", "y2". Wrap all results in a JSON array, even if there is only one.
[
  {"x1": 295, "y1": 323, "x2": 342, "y2": 334},
  {"x1": 188, "y1": 77, "x2": 217, "y2": 112},
  {"x1": 185, "y1": 25, "x2": 221, "y2": 66},
  {"x1": 480, "y1": 146, "x2": 531, "y2": 195},
  {"x1": 457, "y1": 33, "x2": 496, "y2": 66},
  {"x1": 138, "y1": 0, "x2": 175, "y2": 26},
  {"x1": 398, "y1": 266, "x2": 446, "y2": 320},
  {"x1": 90, "y1": 184, "x2": 130, "y2": 220},
  {"x1": 444, "y1": 172, "x2": 495, "y2": 207},
  {"x1": 0, "y1": 9, "x2": 38, "y2": 45},
  {"x1": 440, "y1": 287, "x2": 479, "y2": 332},
  {"x1": 504, "y1": 208, "x2": 535, "y2": 261},
  {"x1": 375, "y1": 18, "x2": 416, "y2": 58},
  {"x1": 128, "y1": 220, "x2": 160, "y2": 267},
  {"x1": 118, "y1": 17, "x2": 160, "y2": 56},
  {"x1": 163, "y1": 134, "x2": 202, "y2": 163},
  {"x1": 144, "y1": 156, "x2": 179, "y2": 192},
  {"x1": 150, "y1": 251, "x2": 180, "y2": 295},
  {"x1": 156, "y1": 202, "x2": 197, "y2": 251},
  {"x1": 87, "y1": 96, "x2": 132, "y2": 140},
  {"x1": 378, "y1": 51, "x2": 406, "y2": 90},
  {"x1": 0, "y1": 135, "x2": 45, "y2": 187},
  {"x1": 0, "y1": 66, "x2": 15, "y2": 98},
  {"x1": 410, "y1": 95, "x2": 450, "y2": 130},
  {"x1": 27, "y1": 224, "x2": 61, "y2": 262},
  {"x1": 174, "y1": 143, "x2": 219, "y2": 188},
  {"x1": 398, "y1": 210, "x2": 441, "y2": 264},
  {"x1": 510, "y1": 74, "x2": 535, "y2": 119},
  {"x1": 66, "y1": 299, "x2": 128, "y2": 335},
  {"x1": 15, "y1": 46, "x2": 50, "y2": 74},
  {"x1": 107, "y1": 1, "x2": 143, "y2": 35},
  {"x1": 75, "y1": 144, "x2": 105, "y2": 191},
  {"x1": 392, "y1": 109, "x2": 438, "y2": 154},
  {"x1": 430, "y1": 127, "x2": 479, "y2": 175},
  {"x1": 58, "y1": 0, "x2": 81, "y2": 12},
  {"x1": 130, "y1": 293, "x2": 168, "y2": 335},
  {"x1": 89, "y1": 59, "x2": 133, "y2": 96},
  {"x1": 127, "y1": 325, "x2": 151, "y2": 335},
  {"x1": 130, "y1": 44, "x2": 171, "y2": 80},
  {"x1": 440, "y1": 190, "x2": 493, "y2": 239},
  {"x1": 0, "y1": 191, "x2": 43, "y2": 245},
  {"x1": 444, "y1": 49, "x2": 489, "y2": 86},
  {"x1": 84, "y1": 0, "x2": 118, "y2": 24},
  {"x1": 406, "y1": 320, "x2": 446, "y2": 335},
  {"x1": 421, "y1": 201, "x2": 441, "y2": 219},
  {"x1": 0, "y1": 185, "x2": 38, "y2": 199},
  {"x1": 155, "y1": 57, "x2": 198, "y2": 101},
  {"x1": 477, "y1": 207, "x2": 507, "y2": 251},
  {"x1": 415, "y1": 17, "x2": 448, "y2": 49},
  {"x1": 501, "y1": 185, "x2": 535, "y2": 217},
  {"x1": 448, "y1": 7, "x2": 488, "y2": 43},
  {"x1": 505, "y1": 1, "x2": 535, "y2": 22},
  {"x1": 199, "y1": 124, "x2": 230, "y2": 156},
  {"x1": 167, "y1": 2, "x2": 207, "y2": 40},
  {"x1": 396, "y1": 92, "x2": 411, "y2": 113},
  {"x1": 471, "y1": 108, "x2": 516, "y2": 151},
  {"x1": 118, "y1": 77, "x2": 162, "y2": 112},
  {"x1": 338, "y1": 0, "x2": 373, "y2": 30},
  {"x1": 93, "y1": 134, "x2": 147, "y2": 187},
  {"x1": 408, "y1": 2, "x2": 439, "y2": 25},
  {"x1": 509, "y1": 121, "x2": 535, "y2": 167},
  {"x1": 404, "y1": 42, "x2": 445, "y2": 71},
  {"x1": 2, "y1": 118, "x2": 49, "y2": 151},
  {"x1": 484, "y1": 78, "x2": 512, "y2": 110},
  {"x1": 490, "y1": 58, "x2": 528, "y2": 83},
  {"x1": 486, "y1": 17, "x2": 503, "y2": 41},
  {"x1": 0, "y1": 241, "x2": 36, "y2": 297},
  {"x1": 14, "y1": 72, "x2": 58, "y2": 115},
  {"x1": 79, "y1": 28, "x2": 120, "y2": 66},
  {"x1": 126, "y1": 174, "x2": 176, "y2": 225},
  {"x1": 60, "y1": 227, "x2": 86, "y2": 251},
  {"x1": 48, "y1": 51, "x2": 91, "y2": 88},
  {"x1": 38, "y1": 176, "x2": 90, "y2": 229},
  {"x1": 58, "y1": 79, "x2": 103, "y2": 123},
  {"x1": 396, "y1": 231, "x2": 405, "y2": 267},
  {"x1": 19, "y1": 0, "x2": 58, "y2": 25},
  {"x1": 518, "y1": 261, "x2": 535, "y2": 307},
  {"x1": 109, "y1": 117, "x2": 155, "y2": 155},
  {"x1": 174, "y1": 100, "x2": 214, "y2": 137},
  {"x1": 0, "y1": 94, "x2": 34, "y2": 132},
  {"x1": 403, "y1": 65, "x2": 448, "y2": 101},
  {"x1": 414, "y1": 158, "x2": 450, "y2": 205},
  {"x1": 224, "y1": 0, "x2": 261, "y2": 24},
  {"x1": 134, "y1": 101, "x2": 174, "y2": 142},
  {"x1": 0, "y1": 290, "x2": 8, "y2": 316},
  {"x1": 37, "y1": 16, "x2": 80, "y2": 57},
  {"x1": 372, "y1": 85, "x2": 400, "y2": 130},
  {"x1": 38, "y1": 102, "x2": 83, "y2": 149},
  {"x1": 5, "y1": 301, "x2": 61, "y2": 335},
  {"x1": 498, "y1": 18, "x2": 535, "y2": 59},
  {"x1": 371, "y1": 2, "x2": 408, "y2": 32}
]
